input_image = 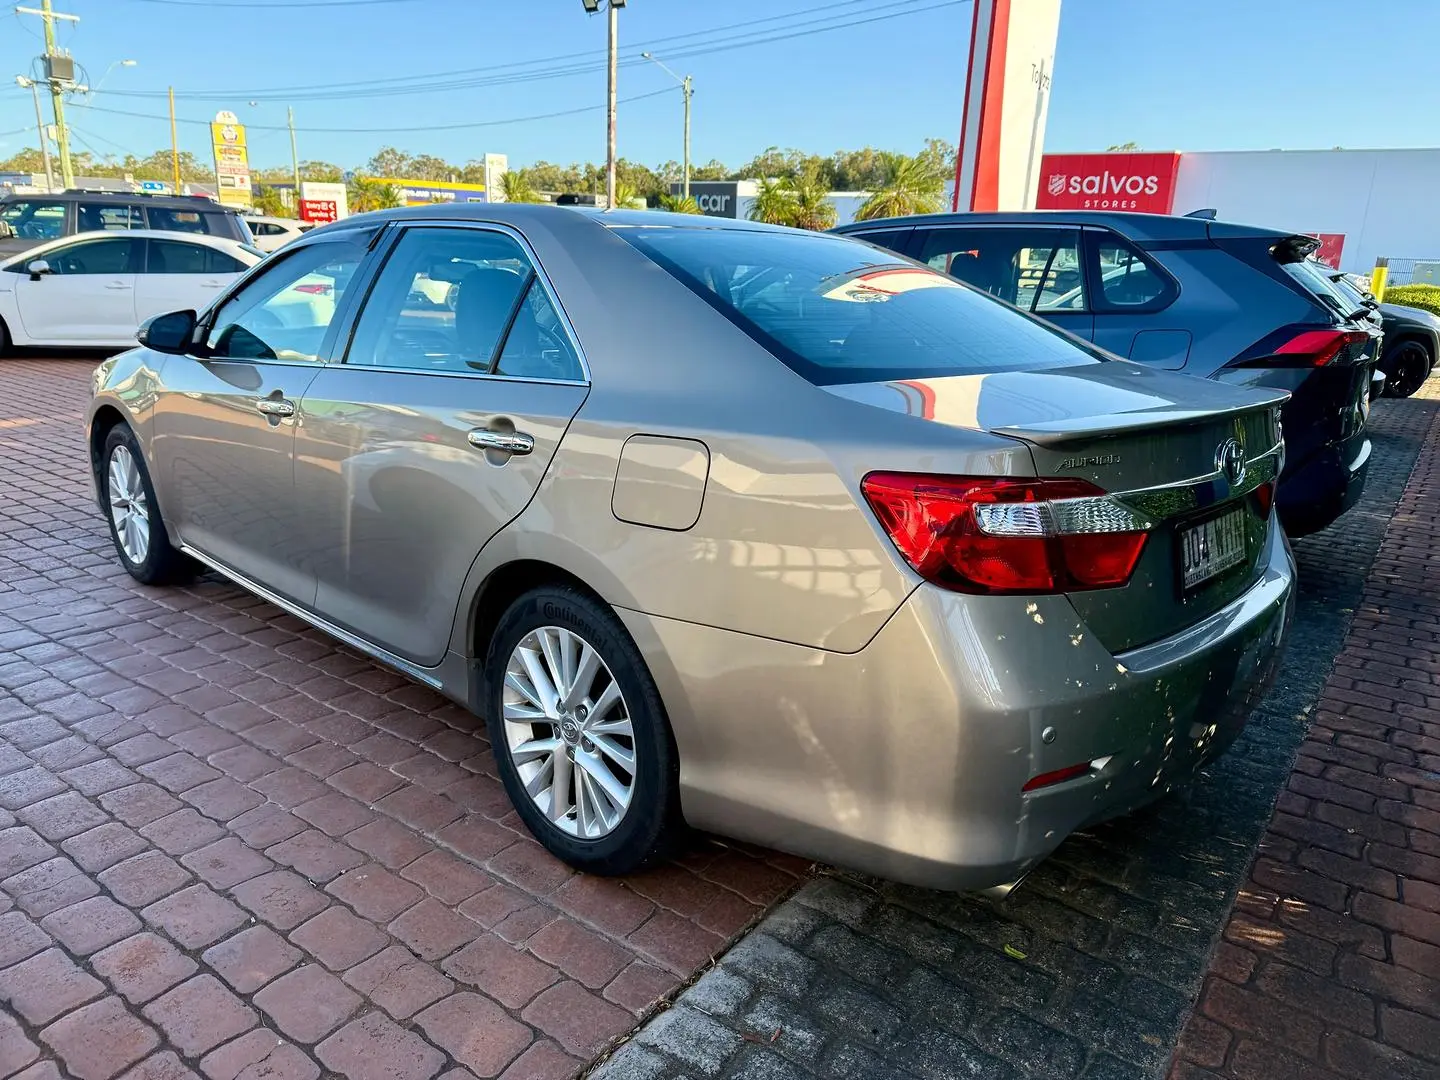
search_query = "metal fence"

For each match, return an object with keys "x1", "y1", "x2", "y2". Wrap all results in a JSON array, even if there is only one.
[{"x1": 1376, "y1": 258, "x2": 1440, "y2": 287}]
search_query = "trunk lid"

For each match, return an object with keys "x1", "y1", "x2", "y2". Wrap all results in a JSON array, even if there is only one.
[{"x1": 827, "y1": 362, "x2": 1288, "y2": 652}]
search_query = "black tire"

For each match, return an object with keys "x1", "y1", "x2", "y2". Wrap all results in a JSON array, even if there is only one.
[
  {"x1": 1382, "y1": 339, "x2": 1432, "y2": 398},
  {"x1": 0, "y1": 316, "x2": 10, "y2": 356},
  {"x1": 484, "y1": 585, "x2": 682, "y2": 875},
  {"x1": 99, "y1": 424, "x2": 195, "y2": 585}
]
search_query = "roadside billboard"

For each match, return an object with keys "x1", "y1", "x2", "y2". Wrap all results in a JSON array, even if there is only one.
[
  {"x1": 1309, "y1": 233, "x2": 1346, "y2": 268},
  {"x1": 1035, "y1": 152, "x2": 1182, "y2": 214},
  {"x1": 209, "y1": 111, "x2": 253, "y2": 211},
  {"x1": 376, "y1": 178, "x2": 487, "y2": 205}
]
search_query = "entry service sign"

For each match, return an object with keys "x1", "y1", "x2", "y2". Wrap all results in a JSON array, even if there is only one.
[{"x1": 1035, "y1": 152, "x2": 1181, "y2": 214}]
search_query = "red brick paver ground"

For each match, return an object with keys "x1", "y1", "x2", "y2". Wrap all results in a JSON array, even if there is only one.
[
  {"x1": 1173, "y1": 387, "x2": 1440, "y2": 1080},
  {"x1": 0, "y1": 359, "x2": 809, "y2": 1079}
]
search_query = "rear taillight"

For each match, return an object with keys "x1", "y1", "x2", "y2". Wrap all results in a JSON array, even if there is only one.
[
  {"x1": 1274, "y1": 329, "x2": 1368, "y2": 366},
  {"x1": 861, "y1": 473, "x2": 1151, "y2": 595},
  {"x1": 292, "y1": 283, "x2": 332, "y2": 295},
  {"x1": 1253, "y1": 481, "x2": 1275, "y2": 516}
]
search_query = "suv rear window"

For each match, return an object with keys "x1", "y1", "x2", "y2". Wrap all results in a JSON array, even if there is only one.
[
  {"x1": 1280, "y1": 256, "x2": 1365, "y2": 320},
  {"x1": 617, "y1": 226, "x2": 1101, "y2": 385}
]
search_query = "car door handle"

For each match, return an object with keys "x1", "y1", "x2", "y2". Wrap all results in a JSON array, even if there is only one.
[
  {"x1": 105, "y1": 282, "x2": 132, "y2": 290},
  {"x1": 467, "y1": 428, "x2": 534, "y2": 455},
  {"x1": 200, "y1": 280, "x2": 223, "y2": 288},
  {"x1": 256, "y1": 398, "x2": 296, "y2": 417}
]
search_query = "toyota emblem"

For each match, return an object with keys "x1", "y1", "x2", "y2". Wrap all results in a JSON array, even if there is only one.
[{"x1": 1216, "y1": 437, "x2": 1247, "y2": 486}]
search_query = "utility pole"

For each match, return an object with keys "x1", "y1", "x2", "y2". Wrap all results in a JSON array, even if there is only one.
[
  {"x1": 606, "y1": 0, "x2": 617, "y2": 209},
  {"x1": 288, "y1": 106, "x2": 301, "y2": 204},
  {"x1": 641, "y1": 53, "x2": 692, "y2": 200},
  {"x1": 17, "y1": 1, "x2": 80, "y2": 190},
  {"x1": 169, "y1": 87, "x2": 181, "y2": 193},
  {"x1": 15, "y1": 77, "x2": 55, "y2": 192}
]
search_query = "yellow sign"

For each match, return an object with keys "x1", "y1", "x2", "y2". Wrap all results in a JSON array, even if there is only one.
[{"x1": 210, "y1": 111, "x2": 252, "y2": 210}]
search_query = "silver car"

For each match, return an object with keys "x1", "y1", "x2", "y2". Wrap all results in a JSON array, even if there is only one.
[{"x1": 86, "y1": 206, "x2": 1295, "y2": 891}]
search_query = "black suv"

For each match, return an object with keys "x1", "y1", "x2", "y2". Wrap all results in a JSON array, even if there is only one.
[
  {"x1": 835, "y1": 211, "x2": 1382, "y2": 536},
  {"x1": 0, "y1": 190, "x2": 253, "y2": 257}
]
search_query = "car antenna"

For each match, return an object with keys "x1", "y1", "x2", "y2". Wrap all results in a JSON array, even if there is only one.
[{"x1": 1184, "y1": 208, "x2": 1218, "y2": 220}]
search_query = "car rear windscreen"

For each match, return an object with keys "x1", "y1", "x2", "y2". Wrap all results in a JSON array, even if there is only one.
[{"x1": 616, "y1": 226, "x2": 1103, "y2": 385}]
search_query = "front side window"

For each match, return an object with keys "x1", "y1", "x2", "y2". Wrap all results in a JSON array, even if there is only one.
[
  {"x1": 148, "y1": 239, "x2": 246, "y2": 275},
  {"x1": 1, "y1": 200, "x2": 66, "y2": 241},
  {"x1": 345, "y1": 226, "x2": 582, "y2": 380},
  {"x1": 916, "y1": 226, "x2": 1085, "y2": 312},
  {"x1": 1093, "y1": 237, "x2": 1170, "y2": 308},
  {"x1": 618, "y1": 226, "x2": 1101, "y2": 386},
  {"x1": 77, "y1": 203, "x2": 143, "y2": 232},
  {"x1": 42, "y1": 237, "x2": 138, "y2": 275},
  {"x1": 206, "y1": 240, "x2": 365, "y2": 363}
]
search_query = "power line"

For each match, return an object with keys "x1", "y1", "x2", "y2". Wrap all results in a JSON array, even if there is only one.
[
  {"x1": 99, "y1": 0, "x2": 919, "y2": 101},
  {"x1": 127, "y1": 0, "x2": 422, "y2": 7},
  {"x1": 82, "y1": 85, "x2": 680, "y2": 134}
]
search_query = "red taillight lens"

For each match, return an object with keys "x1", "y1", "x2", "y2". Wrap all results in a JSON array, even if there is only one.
[
  {"x1": 1275, "y1": 329, "x2": 1368, "y2": 366},
  {"x1": 292, "y1": 283, "x2": 332, "y2": 295},
  {"x1": 860, "y1": 473, "x2": 1150, "y2": 595},
  {"x1": 1253, "y1": 481, "x2": 1275, "y2": 516}
]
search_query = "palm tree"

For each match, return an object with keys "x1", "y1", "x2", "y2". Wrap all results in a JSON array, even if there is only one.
[
  {"x1": 500, "y1": 171, "x2": 541, "y2": 204},
  {"x1": 788, "y1": 169, "x2": 837, "y2": 231},
  {"x1": 854, "y1": 152, "x2": 945, "y2": 221},
  {"x1": 746, "y1": 177, "x2": 798, "y2": 226},
  {"x1": 347, "y1": 175, "x2": 403, "y2": 213},
  {"x1": 611, "y1": 180, "x2": 642, "y2": 209},
  {"x1": 658, "y1": 194, "x2": 703, "y2": 214}
]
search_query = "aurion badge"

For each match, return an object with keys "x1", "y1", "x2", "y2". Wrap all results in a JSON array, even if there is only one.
[{"x1": 1216, "y1": 437, "x2": 1247, "y2": 486}]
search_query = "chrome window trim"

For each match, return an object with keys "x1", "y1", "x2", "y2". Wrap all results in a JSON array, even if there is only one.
[
  {"x1": 178, "y1": 544, "x2": 444, "y2": 689},
  {"x1": 1114, "y1": 441, "x2": 1284, "y2": 519},
  {"x1": 355, "y1": 218, "x2": 592, "y2": 386}
]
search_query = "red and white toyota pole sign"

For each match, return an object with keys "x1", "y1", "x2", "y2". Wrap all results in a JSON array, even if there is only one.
[
  {"x1": 1035, "y1": 152, "x2": 1182, "y2": 214},
  {"x1": 952, "y1": 0, "x2": 1064, "y2": 212}
]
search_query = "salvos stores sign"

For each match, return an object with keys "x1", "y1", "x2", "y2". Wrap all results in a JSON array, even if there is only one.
[{"x1": 1036, "y1": 152, "x2": 1182, "y2": 214}]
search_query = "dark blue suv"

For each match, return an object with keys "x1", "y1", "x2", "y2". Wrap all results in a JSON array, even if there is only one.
[{"x1": 834, "y1": 212, "x2": 1382, "y2": 536}]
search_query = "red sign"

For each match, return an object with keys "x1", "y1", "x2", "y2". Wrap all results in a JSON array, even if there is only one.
[
  {"x1": 1035, "y1": 152, "x2": 1182, "y2": 214},
  {"x1": 1309, "y1": 233, "x2": 1346, "y2": 268},
  {"x1": 299, "y1": 199, "x2": 338, "y2": 224}
]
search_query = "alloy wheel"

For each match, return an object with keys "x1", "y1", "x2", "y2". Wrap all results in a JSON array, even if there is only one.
[
  {"x1": 502, "y1": 626, "x2": 636, "y2": 839},
  {"x1": 107, "y1": 445, "x2": 151, "y2": 566}
]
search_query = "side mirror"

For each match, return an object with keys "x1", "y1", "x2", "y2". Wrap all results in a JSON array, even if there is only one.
[
  {"x1": 0, "y1": 221, "x2": 15, "y2": 240},
  {"x1": 26, "y1": 259, "x2": 50, "y2": 281},
  {"x1": 137, "y1": 309, "x2": 198, "y2": 355}
]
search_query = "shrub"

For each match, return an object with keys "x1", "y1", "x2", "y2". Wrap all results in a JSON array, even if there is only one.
[{"x1": 1383, "y1": 283, "x2": 1440, "y2": 317}]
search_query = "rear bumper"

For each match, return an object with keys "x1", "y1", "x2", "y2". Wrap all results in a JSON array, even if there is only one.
[
  {"x1": 626, "y1": 522, "x2": 1295, "y2": 892},
  {"x1": 1278, "y1": 431, "x2": 1371, "y2": 536}
]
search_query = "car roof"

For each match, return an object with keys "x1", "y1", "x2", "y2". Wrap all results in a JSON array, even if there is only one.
[
  {"x1": 0, "y1": 190, "x2": 238, "y2": 212},
  {"x1": 323, "y1": 202, "x2": 805, "y2": 235},
  {"x1": 833, "y1": 209, "x2": 1295, "y2": 245},
  {"x1": 0, "y1": 229, "x2": 255, "y2": 267}
]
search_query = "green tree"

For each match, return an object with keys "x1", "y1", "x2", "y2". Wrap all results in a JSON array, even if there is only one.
[
  {"x1": 1107, "y1": 141, "x2": 1140, "y2": 151},
  {"x1": 364, "y1": 146, "x2": 413, "y2": 178},
  {"x1": 407, "y1": 154, "x2": 455, "y2": 181},
  {"x1": 746, "y1": 177, "x2": 798, "y2": 226},
  {"x1": 0, "y1": 148, "x2": 47, "y2": 173},
  {"x1": 252, "y1": 186, "x2": 292, "y2": 217},
  {"x1": 658, "y1": 193, "x2": 702, "y2": 214},
  {"x1": 691, "y1": 159, "x2": 729, "y2": 181},
  {"x1": 854, "y1": 152, "x2": 946, "y2": 221},
  {"x1": 788, "y1": 168, "x2": 837, "y2": 231},
  {"x1": 348, "y1": 175, "x2": 402, "y2": 212},
  {"x1": 500, "y1": 171, "x2": 542, "y2": 204},
  {"x1": 611, "y1": 179, "x2": 643, "y2": 209}
]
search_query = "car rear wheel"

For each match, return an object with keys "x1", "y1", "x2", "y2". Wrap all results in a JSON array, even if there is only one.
[
  {"x1": 101, "y1": 425, "x2": 194, "y2": 585},
  {"x1": 1383, "y1": 339, "x2": 1432, "y2": 398},
  {"x1": 485, "y1": 586, "x2": 681, "y2": 875}
]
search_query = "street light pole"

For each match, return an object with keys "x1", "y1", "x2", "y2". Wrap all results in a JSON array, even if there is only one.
[
  {"x1": 606, "y1": 0, "x2": 617, "y2": 209},
  {"x1": 16, "y1": 77, "x2": 55, "y2": 192},
  {"x1": 169, "y1": 87, "x2": 181, "y2": 193},
  {"x1": 288, "y1": 106, "x2": 301, "y2": 201},
  {"x1": 641, "y1": 52, "x2": 693, "y2": 200}
]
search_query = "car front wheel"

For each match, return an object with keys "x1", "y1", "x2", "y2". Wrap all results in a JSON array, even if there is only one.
[
  {"x1": 100, "y1": 425, "x2": 194, "y2": 585},
  {"x1": 1383, "y1": 339, "x2": 1433, "y2": 398},
  {"x1": 485, "y1": 586, "x2": 682, "y2": 875}
]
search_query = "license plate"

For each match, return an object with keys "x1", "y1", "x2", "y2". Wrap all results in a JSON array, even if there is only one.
[{"x1": 1179, "y1": 508, "x2": 1247, "y2": 590}]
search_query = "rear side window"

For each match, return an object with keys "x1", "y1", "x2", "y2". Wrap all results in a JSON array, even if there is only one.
[
  {"x1": 76, "y1": 203, "x2": 143, "y2": 231},
  {"x1": 148, "y1": 239, "x2": 246, "y2": 275},
  {"x1": 617, "y1": 226, "x2": 1101, "y2": 386},
  {"x1": 1092, "y1": 237, "x2": 1172, "y2": 309}
]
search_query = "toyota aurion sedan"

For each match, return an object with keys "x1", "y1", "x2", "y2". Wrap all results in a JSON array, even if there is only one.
[{"x1": 87, "y1": 205, "x2": 1295, "y2": 891}]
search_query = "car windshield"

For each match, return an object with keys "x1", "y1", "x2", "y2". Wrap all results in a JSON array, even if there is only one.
[
  {"x1": 617, "y1": 226, "x2": 1102, "y2": 385},
  {"x1": 1, "y1": 200, "x2": 66, "y2": 241}
]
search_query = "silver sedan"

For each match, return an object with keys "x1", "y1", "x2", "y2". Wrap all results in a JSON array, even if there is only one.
[{"x1": 86, "y1": 205, "x2": 1294, "y2": 891}]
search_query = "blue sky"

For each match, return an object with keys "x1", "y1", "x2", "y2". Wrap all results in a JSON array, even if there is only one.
[{"x1": 3, "y1": 0, "x2": 1438, "y2": 173}]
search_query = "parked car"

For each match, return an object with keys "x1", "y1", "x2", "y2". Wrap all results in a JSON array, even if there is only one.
[
  {"x1": 0, "y1": 189, "x2": 255, "y2": 257},
  {"x1": 835, "y1": 212, "x2": 1382, "y2": 537},
  {"x1": 1317, "y1": 264, "x2": 1437, "y2": 397},
  {"x1": 0, "y1": 231, "x2": 263, "y2": 350},
  {"x1": 87, "y1": 206, "x2": 1294, "y2": 891},
  {"x1": 246, "y1": 214, "x2": 314, "y2": 254}
]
